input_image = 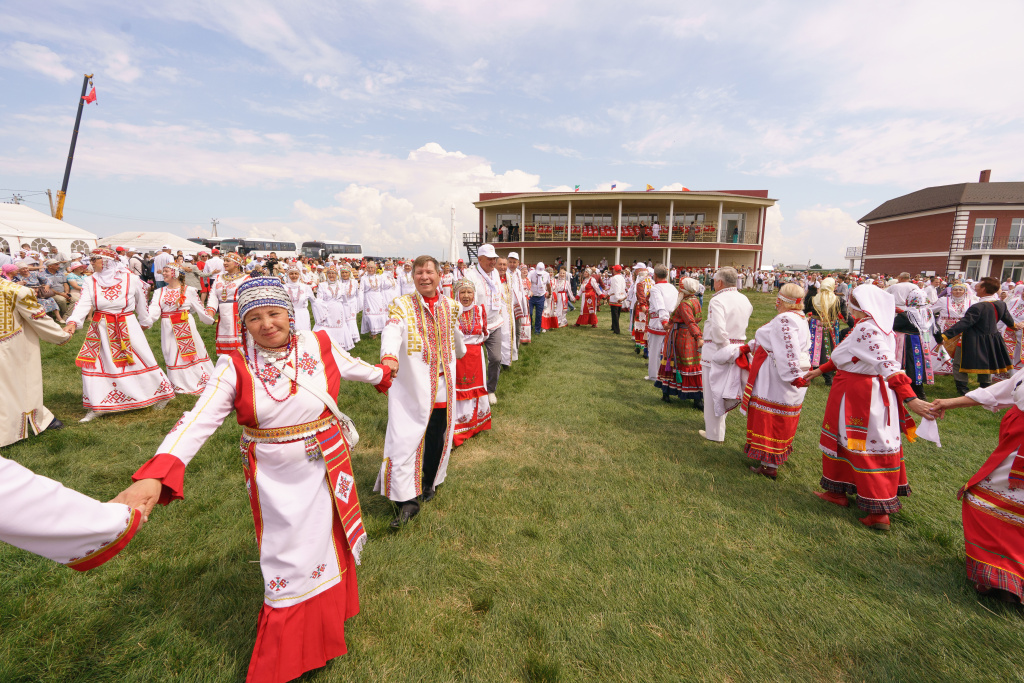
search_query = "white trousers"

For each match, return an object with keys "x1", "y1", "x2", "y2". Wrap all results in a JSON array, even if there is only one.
[
  {"x1": 701, "y1": 362, "x2": 726, "y2": 441},
  {"x1": 648, "y1": 333, "x2": 665, "y2": 379}
]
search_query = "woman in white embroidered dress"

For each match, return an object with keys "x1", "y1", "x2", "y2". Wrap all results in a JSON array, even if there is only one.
[
  {"x1": 359, "y1": 260, "x2": 391, "y2": 337},
  {"x1": 206, "y1": 252, "x2": 249, "y2": 356},
  {"x1": 284, "y1": 265, "x2": 315, "y2": 331},
  {"x1": 553, "y1": 270, "x2": 575, "y2": 328},
  {"x1": 453, "y1": 280, "x2": 491, "y2": 446},
  {"x1": 115, "y1": 277, "x2": 391, "y2": 683},
  {"x1": 518, "y1": 264, "x2": 532, "y2": 343},
  {"x1": 440, "y1": 262, "x2": 455, "y2": 299},
  {"x1": 311, "y1": 263, "x2": 353, "y2": 351},
  {"x1": 65, "y1": 248, "x2": 175, "y2": 423},
  {"x1": 740, "y1": 283, "x2": 811, "y2": 480},
  {"x1": 148, "y1": 264, "x2": 216, "y2": 395}
]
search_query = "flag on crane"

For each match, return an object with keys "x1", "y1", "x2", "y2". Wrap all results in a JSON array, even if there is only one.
[{"x1": 82, "y1": 87, "x2": 97, "y2": 104}]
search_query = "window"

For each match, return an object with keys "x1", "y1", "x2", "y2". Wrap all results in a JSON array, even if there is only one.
[
  {"x1": 30, "y1": 237, "x2": 54, "y2": 253},
  {"x1": 0, "y1": 238, "x2": 8, "y2": 255},
  {"x1": 531, "y1": 213, "x2": 567, "y2": 226},
  {"x1": 676, "y1": 213, "x2": 706, "y2": 226},
  {"x1": 1011, "y1": 219, "x2": 1024, "y2": 249},
  {"x1": 721, "y1": 213, "x2": 746, "y2": 243},
  {"x1": 70, "y1": 239, "x2": 91, "y2": 255},
  {"x1": 972, "y1": 218, "x2": 996, "y2": 249},
  {"x1": 1002, "y1": 260, "x2": 1024, "y2": 282},
  {"x1": 574, "y1": 213, "x2": 613, "y2": 226},
  {"x1": 621, "y1": 213, "x2": 659, "y2": 225},
  {"x1": 965, "y1": 259, "x2": 981, "y2": 281}
]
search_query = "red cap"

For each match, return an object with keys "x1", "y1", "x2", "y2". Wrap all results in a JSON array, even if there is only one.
[
  {"x1": 212, "y1": 248, "x2": 220, "y2": 254},
  {"x1": 613, "y1": 264, "x2": 622, "y2": 272},
  {"x1": 115, "y1": 246, "x2": 125, "y2": 252}
]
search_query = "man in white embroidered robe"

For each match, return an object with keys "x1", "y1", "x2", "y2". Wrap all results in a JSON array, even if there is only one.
[
  {"x1": 647, "y1": 265, "x2": 678, "y2": 381},
  {"x1": 377, "y1": 255, "x2": 466, "y2": 527},
  {"x1": 465, "y1": 244, "x2": 506, "y2": 403},
  {"x1": 700, "y1": 267, "x2": 753, "y2": 442}
]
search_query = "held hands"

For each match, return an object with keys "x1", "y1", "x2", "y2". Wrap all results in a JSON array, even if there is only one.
[
  {"x1": 62, "y1": 321, "x2": 77, "y2": 335},
  {"x1": 801, "y1": 368, "x2": 823, "y2": 382},
  {"x1": 110, "y1": 478, "x2": 163, "y2": 522},
  {"x1": 905, "y1": 398, "x2": 938, "y2": 420},
  {"x1": 381, "y1": 358, "x2": 399, "y2": 378}
]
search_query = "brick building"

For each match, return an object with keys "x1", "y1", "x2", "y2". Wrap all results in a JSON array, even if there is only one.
[{"x1": 859, "y1": 172, "x2": 1024, "y2": 280}]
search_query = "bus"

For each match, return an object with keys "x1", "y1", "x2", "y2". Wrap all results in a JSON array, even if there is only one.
[
  {"x1": 187, "y1": 237, "x2": 222, "y2": 251},
  {"x1": 218, "y1": 238, "x2": 298, "y2": 258},
  {"x1": 300, "y1": 241, "x2": 362, "y2": 260}
]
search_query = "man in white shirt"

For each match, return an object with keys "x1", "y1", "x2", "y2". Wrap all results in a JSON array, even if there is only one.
[
  {"x1": 606, "y1": 265, "x2": 627, "y2": 334},
  {"x1": 152, "y1": 245, "x2": 174, "y2": 289},
  {"x1": 700, "y1": 267, "x2": 753, "y2": 442},
  {"x1": 886, "y1": 272, "x2": 919, "y2": 308},
  {"x1": 205, "y1": 249, "x2": 225, "y2": 279},
  {"x1": 646, "y1": 265, "x2": 678, "y2": 381},
  {"x1": 506, "y1": 252, "x2": 527, "y2": 345},
  {"x1": 923, "y1": 276, "x2": 942, "y2": 304},
  {"x1": 466, "y1": 244, "x2": 506, "y2": 403},
  {"x1": 527, "y1": 261, "x2": 550, "y2": 334}
]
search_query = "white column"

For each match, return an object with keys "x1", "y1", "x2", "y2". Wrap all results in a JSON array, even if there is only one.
[
  {"x1": 717, "y1": 201, "x2": 724, "y2": 242},
  {"x1": 980, "y1": 253, "x2": 991, "y2": 278},
  {"x1": 615, "y1": 246, "x2": 621, "y2": 265},
  {"x1": 668, "y1": 200, "x2": 674, "y2": 242},
  {"x1": 662, "y1": 248, "x2": 668, "y2": 266},
  {"x1": 566, "y1": 246, "x2": 572, "y2": 269},
  {"x1": 521, "y1": 203, "x2": 526, "y2": 238},
  {"x1": 714, "y1": 248, "x2": 720, "y2": 269},
  {"x1": 667, "y1": 247, "x2": 672, "y2": 267},
  {"x1": 567, "y1": 201, "x2": 572, "y2": 242},
  {"x1": 617, "y1": 200, "x2": 623, "y2": 241}
]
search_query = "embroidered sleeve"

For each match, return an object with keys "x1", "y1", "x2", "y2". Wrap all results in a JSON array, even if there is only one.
[
  {"x1": 771, "y1": 313, "x2": 802, "y2": 383},
  {"x1": 16, "y1": 286, "x2": 71, "y2": 345}
]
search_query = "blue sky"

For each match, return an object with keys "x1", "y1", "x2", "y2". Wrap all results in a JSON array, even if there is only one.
[{"x1": 2, "y1": 0, "x2": 1021, "y2": 265}]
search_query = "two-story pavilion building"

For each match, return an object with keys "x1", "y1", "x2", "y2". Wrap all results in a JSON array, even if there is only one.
[{"x1": 468, "y1": 189, "x2": 775, "y2": 269}]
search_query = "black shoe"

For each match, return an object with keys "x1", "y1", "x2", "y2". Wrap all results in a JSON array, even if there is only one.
[
  {"x1": 661, "y1": 394, "x2": 671, "y2": 403},
  {"x1": 823, "y1": 376, "x2": 832, "y2": 387},
  {"x1": 45, "y1": 418, "x2": 65, "y2": 431},
  {"x1": 389, "y1": 502, "x2": 420, "y2": 528},
  {"x1": 955, "y1": 381, "x2": 969, "y2": 396},
  {"x1": 692, "y1": 398, "x2": 704, "y2": 411},
  {"x1": 422, "y1": 487, "x2": 436, "y2": 503}
]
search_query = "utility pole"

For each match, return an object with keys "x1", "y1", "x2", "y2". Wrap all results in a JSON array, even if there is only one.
[
  {"x1": 46, "y1": 190, "x2": 55, "y2": 217},
  {"x1": 11, "y1": 194, "x2": 22, "y2": 205},
  {"x1": 55, "y1": 73, "x2": 93, "y2": 220},
  {"x1": 211, "y1": 218, "x2": 219, "y2": 238}
]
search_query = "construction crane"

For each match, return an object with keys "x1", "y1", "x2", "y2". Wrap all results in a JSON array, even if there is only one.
[{"x1": 54, "y1": 73, "x2": 94, "y2": 220}]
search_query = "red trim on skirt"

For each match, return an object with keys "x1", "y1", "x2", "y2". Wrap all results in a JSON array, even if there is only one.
[{"x1": 963, "y1": 493, "x2": 1024, "y2": 600}]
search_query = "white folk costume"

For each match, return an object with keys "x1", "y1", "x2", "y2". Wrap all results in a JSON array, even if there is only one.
[
  {"x1": 453, "y1": 302, "x2": 491, "y2": 446},
  {"x1": 68, "y1": 249, "x2": 174, "y2": 417},
  {"x1": 518, "y1": 267, "x2": 533, "y2": 344},
  {"x1": 541, "y1": 272, "x2": 560, "y2": 331},
  {"x1": 932, "y1": 285, "x2": 970, "y2": 375},
  {"x1": 0, "y1": 278, "x2": 72, "y2": 447},
  {"x1": 817, "y1": 285, "x2": 918, "y2": 515},
  {"x1": 701, "y1": 285, "x2": 753, "y2": 442},
  {"x1": 741, "y1": 308, "x2": 811, "y2": 469},
  {"x1": 996, "y1": 288, "x2": 1024, "y2": 376},
  {"x1": 440, "y1": 271, "x2": 455, "y2": 299},
  {"x1": 312, "y1": 274, "x2": 356, "y2": 351},
  {"x1": 359, "y1": 271, "x2": 392, "y2": 335},
  {"x1": 148, "y1": 283, "x2": 216, "y2": 396},
  {"x1": 133, "y1": 277, "x2": 389, "y2": 683},
  {"x1": 284, "y1": 278, "x2": 315, "y2": 331},
  {"x1": 552, "y1": 275, "x2": 573, "y2": 328},
  {"x1": 377, "y1": 292, "x2": 466, "y2": 503},
  {"x1": 206, "y1": 254, "x2": 250, "y2": 356},
  {"x1": 499, "y1": 272, "x2": 519, "y2": 363},
  {"x1": 397, "y1": 268, "x2": 416, "y2": 296},
  {"x1": 647, "y1": 281, "x2": 679, "y2": 381},
  {"x1": 1, "y1": 455, "x2": 141, "y2": 570}
]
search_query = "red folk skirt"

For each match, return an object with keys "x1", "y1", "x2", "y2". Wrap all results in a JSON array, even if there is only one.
[
  {"x1": 741, "y1": 347, "x2": 802, "y2": 466},
  {"x1": 575, "y1": 291, "x2": 598, "y2": 327}
]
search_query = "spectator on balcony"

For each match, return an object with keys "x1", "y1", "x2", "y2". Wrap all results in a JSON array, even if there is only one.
[{"x1": 652, "y1": 221, "x2": 661, "y2": 240}]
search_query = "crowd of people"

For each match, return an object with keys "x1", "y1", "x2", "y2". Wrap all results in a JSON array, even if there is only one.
[{"x1": 4, "y1": 242, "x2": 1024, "y2": 681}]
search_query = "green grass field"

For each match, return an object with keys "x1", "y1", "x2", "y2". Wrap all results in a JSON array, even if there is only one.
[{"x1": 1, "y1": 291, "x2": 1021, "y2": 682}]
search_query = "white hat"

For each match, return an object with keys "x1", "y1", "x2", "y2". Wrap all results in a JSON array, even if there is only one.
[
  {"x1": 184, "y1": 255, "x2": 194, "y2": 261},
  {"x1": 536, "y1": 261, "x2": 545, "y2": 270},
  {"x1": 162, "y1": 244, "x2": 172, "y2": 250},
  {"x1": 508, "y1": 251, "x2": 520, "y2": 260},
  {"x1": 477, "y1": 243, "x2": 498, "y2": 258}
]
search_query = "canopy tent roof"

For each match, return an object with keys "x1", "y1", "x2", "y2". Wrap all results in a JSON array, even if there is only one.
[
  {"x1": 0, "y1": 203, "x2": 98, "y2": 241},
  {"x1": 99, "y1": 231, "x2": 204, "y2": 255}
]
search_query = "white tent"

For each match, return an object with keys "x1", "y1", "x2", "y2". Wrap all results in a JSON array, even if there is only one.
[
  {"x1": 0, "y1": 203, "x2": 98, "y2": 258},
  {"x1": 99, "y1": 231, "x2": 203, "y2": 256}
]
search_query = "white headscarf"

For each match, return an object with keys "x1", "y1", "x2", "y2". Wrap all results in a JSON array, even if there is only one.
[
  {"x1": 904, "y1": 288, "x2": 934, "y2": 337},
  {"x1": 680, "y1": 277, "x2": 701, "y2": 296},
  {"x1": 850, "y1": 284, "x2": 896, "y2": 335}
]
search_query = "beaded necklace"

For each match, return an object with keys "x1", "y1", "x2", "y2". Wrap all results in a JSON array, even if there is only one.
[{"x1": 246, "y1": 333, "x2": 300, "y2": 402}]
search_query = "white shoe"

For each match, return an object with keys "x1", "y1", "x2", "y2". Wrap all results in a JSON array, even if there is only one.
[
  {"x1": 698, "y1": 429, "x2": 723, "y2": 443},
  {"x1": 488, "y1": 393, "x2": 497, "y2": 405},
  {"x1": 154, "y1": 399, "x2": 171, "y2": 410},
  {"x1": 79, "y1": 411, "x2": 99, "y2": 423}
]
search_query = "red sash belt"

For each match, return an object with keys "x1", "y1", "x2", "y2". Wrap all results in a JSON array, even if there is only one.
[
  {"x1": 164, "y1": 309, "x2": 198, "y2": 361},
  {"x1": 76, "y1": 311, "x2": 135, "y2": 369}
]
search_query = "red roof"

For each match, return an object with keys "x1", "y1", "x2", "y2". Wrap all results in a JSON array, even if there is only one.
[{"x1": 478, "y1": 190, "x2": 769, "y2": 200}]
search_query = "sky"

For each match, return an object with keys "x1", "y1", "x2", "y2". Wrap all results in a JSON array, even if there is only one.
[{"x1": 1, "y1": 0, "x2": 1022, "y2": 266}]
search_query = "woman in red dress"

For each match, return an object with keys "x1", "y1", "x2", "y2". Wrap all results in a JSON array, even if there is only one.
[
  {"x1": 574, "y1": 268, "x2": 604, "y2": 328},
  {"x1": 655, "y1": 278, "x2": 703, "y2": 409},
  {"x1": 452, "y1": 279, "x2": 491, "y2": 446}
]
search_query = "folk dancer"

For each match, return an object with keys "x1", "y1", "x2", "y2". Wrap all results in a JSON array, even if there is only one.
[
  {"x1": 506, "y1": 252, "x2": 528, "y2": 348},
  {"x1": 440, "y1": 262, "x2": 455, "y2": 299},
  {"x1": 496, "y1": 256, "x2": 520, "y2": 363},
  {"x1": 655, "y1": 277, "x2": 703, "y2": 408},
  {"x1": 630, "y1": 264, "x2": 653, "y2": 356},
  {"x1": 804, "y1": 285, "x2": 935, "y2": 530},
  {"x1": 65, "y1": 248, "x2": 174, "y2": 423},
  {"x1": 118, "y1": 277, "x2": 391, "y2": 683},
  {"x1": 148, "y1": 264, "x2": 215, "y2": 395},
  {"x1": 647, "y1": 265, "x2": 679, "y2": 382},
  {"x1": 205, "y1": 251, "x2": 249, "y2": 356},
  {"x1": 805, "y1": 276, "x2": 846, "y2": 386},
  {"x1": 740, "y1": 283, "x2": 810, "y2": 479},
  {"x1": 359, "y1": 260, "x2": 393, "y2": 338},
  {"x1": 284, "y1": 265, "x2": 316, "y2": 331},
  {"x1": 518, "y1": 264, "x2": 533, "y2": 344},
  {"x1": 995, "y1": 284, "x2": 1024, "y2": 378},
  {"x1": 377, "y1": 256, "x2": 466, "y2": 527},
  {"x1": 574, "y1": 268, "x2": 604, "y2": 328},
  {"x1": 931, "y1": 282, "x2": 970, "y2": 381},
  {"x1": 398, "y1": 261, "x2": 416, "y2": 296},
  {"x1": 607, "y1": 264, "x2": 627, "y2": 334},
  {"x1": 938, "y1": 277, "x2": 1021, "y2": 393},
  {"x1": 452, "y1": 279, "x2": 492, "y2": 446},
  {"x1": 312, "y1": 264, "x2": 355, "y2": 351},
  {"x1": 699, "y1": 267, "x2": 753, "y2": 443},
  {"x1": 337, "y1": 264, "x2": 362, "y2": 347},
  {"x1": 553, "y1": 270, "x2": 574, "y2": 327},
  {"x1": 541, "y1": 267, "x2": 560, "y2": 331},
  {"x1": 0, "y1": 276, "x2": 73, "y2": 446},
  {"x1": 932, "y1": 371, "x2": 1024, "y2": 603},
  {"x1": 892, "y1": 288, "x2": 936, "y2": 399},
  {"x1": 466, "y1": 244, "x2": 506, "y2": 403}
]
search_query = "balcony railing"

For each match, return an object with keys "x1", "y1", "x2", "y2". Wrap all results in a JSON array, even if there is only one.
[
  {"x1": 951, "y1": 236, "x2": 1024, "y2": 251},
  {"x1": 484, "y1": 222, "x2": 760, "y2": 244}
]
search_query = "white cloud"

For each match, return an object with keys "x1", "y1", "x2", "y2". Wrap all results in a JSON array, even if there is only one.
[
  {"x1": 533, "y1": 143, "x2": 582, "y2": 159},
  {"x1": 3, "y1": 42, "x2": 75, "y2": 82},
  {"x1": 763, "y1": 204, "x2": 864, "y2": 268}
]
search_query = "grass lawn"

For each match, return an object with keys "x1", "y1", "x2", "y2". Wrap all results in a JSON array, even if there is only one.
[{"x1": 1, "y1": 291, "x2": 1021, "y2": 682}]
